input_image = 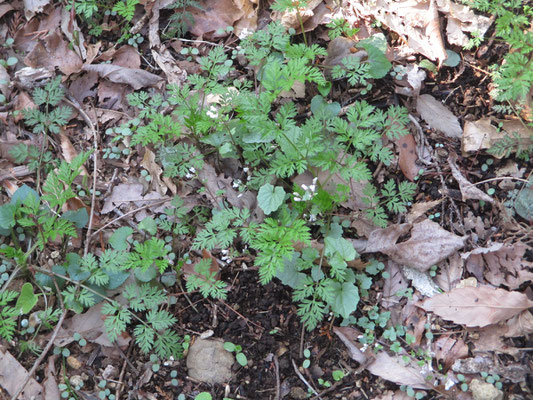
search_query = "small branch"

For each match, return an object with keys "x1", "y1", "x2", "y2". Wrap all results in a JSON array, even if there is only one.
[{"x1": 291, "y1": 359, "x2": 322, "y2": 399}]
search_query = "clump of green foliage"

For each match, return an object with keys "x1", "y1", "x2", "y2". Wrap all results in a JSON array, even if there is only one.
[{"x1": 462, "y1": 0, "x2": 533, "y2": 122}]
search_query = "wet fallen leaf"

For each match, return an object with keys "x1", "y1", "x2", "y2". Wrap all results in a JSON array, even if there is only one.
[
  {"x1": 418, "y1": 286, "x2": 533, "y2": 328},
  {"x1": 101, "y1": 183, "x2": 144, "y2": 214},
  {"x1": 381, "y1": 261, "x2": 408, "y2": 309}
]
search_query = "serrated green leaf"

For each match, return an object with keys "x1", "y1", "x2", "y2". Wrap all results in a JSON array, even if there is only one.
[
  {"x1": 15, "y1": 283, "x2": 38, "y2": 314},
  {"x1": 358, "y1": 42, "x2": 391, "y2": 78},
  {"x1": 330, "y1": 281, "x2": 359, "y2": 318},
  {"x1": 109, "y1": 227, "x2": 134, "y2": 250},
  {"x1": 62, "y1": 208, "x2": 88, "y2": 228},
  {"x1": 138, "y1": 217, "x2": 157, "y2": 235},
  {"x1": 0, "y1": 204, "x2": 15, "y2": 229},
  {"x1": 257, "y1": 183, "x2": 285, "y2": 215},
  {"x1": 134, "y1": 266, "x2": 157, "y2": 282}
]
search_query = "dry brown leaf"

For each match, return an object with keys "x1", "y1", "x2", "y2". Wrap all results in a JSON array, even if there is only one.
[
  {"x1": 433, "y1": 334, "x2": 469, "y2": 370},
  {"x1": 381, "y1": 261, "x2": 408, "y2": 309},
  {"x1": 418, "y1": 286, "x2": 533, "y2": 328},
  {"x1": 396, "y1": 133, "x2": 419, "y2": 181},
  {"x1": 333, "y1": 326, "x2": 433, "y2": 389},
  {"x1": 0, "y1": 64, "x2": 9, "y2": 98},
  {"x1": 101, "y1": 183, "x2": 144, "y2": 214},
  {"x1": 425, "y1": 0, "x2": 447, "y2": 67},
  {"x1": 464, "y1": 243, "x2": 533, "y2": 290},
  {"x1": 462, "y1": 117, "x2": 533, "y2": 155},
  {"x1": 23, "y1": 0, "x2": 51, "y2": 19},
  {"x1": 437, "y1": 0, "x2": 492, "y2": 47},
  {"x1": 54, "y1": 303, "x2": 131, "y2": 349},
  {"x1": 59, "y1": 131, "x2": 88, "y2": 175},
  {"x1": 24, "y1": 30, "x2": 83, "y2": 76},
  {"x1": 0, "y1": 347, "x2": 43, "y2": 399},
  {"x1": 365, "y1": 220, "x2": 465, "y2": 272},
  {"x1": 0, "y1": 2, "x2": 14, "y2": 19},
  {"x1": 190, "y1": 0, "x2": 247, "y2": 38},
  {"x1": 435, "y1": 253, "x2": 463, "y2": 291},
  {"x1": 197, "y1": 163, "x2": 257, "y2": 211},
  {"x1": 416, "y1": 94, "x2": 462, "y2": 138},
  {"x1": 83, "y1": 64, "x2": 163, "y2": 90},
  {"x1": 141, "y1": 148, "x2": 167, "y2": 196},
  {"x1": 448, "y1": 154, "x2": 493, "y2": 203},
  {"x1": 406, "y1": 199, "x2": 442, "y2": 224}
]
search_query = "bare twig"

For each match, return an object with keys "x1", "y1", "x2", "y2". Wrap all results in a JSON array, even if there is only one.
[
  {"x1": 89, "y1": 197, "x2": 170, "y2": 238},
  {"x1": 291, "y1": 359, "x2": 322, "y2": 399},
  {"x1": 63, "y1": 97, "x2": 98, "y2": 257},
  {"x1": 274, "y1": 355, "x2": 281, "y2": 400}
]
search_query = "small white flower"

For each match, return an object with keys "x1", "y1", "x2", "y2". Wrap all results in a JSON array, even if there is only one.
[
  {"x1": 185, "y1": 173, "x2": 193, "y2": 179},
  {"x1": 189, "y1": 167, "x2": 196, "y2": 173},
  {"x1": 243, "y1": 167, "x2": 249, "y2": 173},
  {"x1": 221, "y1": 249, "x2": 229, "y2": 255},
  {"x1": 238, "y1": 28, "x2": 252, "y2": 39},
  {"x1": 206, "y1": 105, "x2": 219, "y2": 119},
  {"x1": 308, "y1": 214, "x2": 317, "y2": 222}
]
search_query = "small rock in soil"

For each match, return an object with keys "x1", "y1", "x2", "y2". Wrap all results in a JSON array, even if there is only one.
[
  {"x1": 470, "y1": 379, "x2": 504, "y2": 400},
  {"x1": 186, "y1": 338, "x2": 234, "y2": 384},
  {"x1": 290, "y1": 386, "x2": 308, "y2": 399}
]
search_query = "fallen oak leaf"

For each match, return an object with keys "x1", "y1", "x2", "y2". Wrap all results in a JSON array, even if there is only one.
[{"x1": 417, "y1": 286, "x2": 533, "y2": 328}]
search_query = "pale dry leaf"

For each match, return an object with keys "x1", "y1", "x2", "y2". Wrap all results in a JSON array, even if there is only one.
[
  {"x1": 82, "y1": 64, "x2": 163, "y2": 90},
  {"x1": 367, "y1": 352, "x2": 432, "y2": 389},
  {"x1": 43, "y1": 356, "x2": 60, "y2": 400},
  {"x1": 61, "y1": 7, "x2": 87, "y2": 60},
  {"x1": 401, "y1": 265, "x2": 441, "y2": 297},
  {"x1": 418, "y1": 286, "x2": 533, "y2": 328},
  {"x1": 366, "y1": 219, "x2": 466, "y2": 272},
  {"x1": 505, "y1": 310, "x2": 533, "y2": 338},
  {"x1": 406, "y1": 199, "x2": 442, "y2": 224},
  {"x1": 24, "y1": 30, "x2": 83, "y2": 76},
  {"x1": 462, "y1": 117, "x2": 533, "y2": 155},
  {"x1": 141, "y1": 148, "x2": 167, "y2": 196},
  {"x1": 101, "y1": 183, "x2": 144, "y2": 214},
  {"x1": 0, "y1": 2, "x2": 14, "y2": 19},
  {"x1": 433, "y1": 334, "x2": 469, "y2": 370},
  {"x1": 54, "y1": 303, "x2": 131, "y2": 349},
  {"x1": 465, "y1": 243, "x2": 533, "y2": 290},
  {"x1": 333, "y1": 326, "x2": 432, "y2": 389},
  {"x1": 425, "y1": 0, "x2": 447, "y2": 67},
  {"x1": 0, "y1": 347, "x2": 43, "y2": 399},
  {"x1": 381, "y1": 261, "x2": 408, "y2": 309},
  {"x1": 23, "y1": 0, "x2": 50, "y2": 19},
  {"x1": 434, "y1": 252, "x2": 463, "y2": 291},
  {"x1": 59, "y1": 131, "x2": 88, "y2": 175},
  {"x1": 437, "y1": 0, "x2": 492, "y2": 47},
  {"x1": 190, "y1": 0, "x2": 246, "y2": 38},
  {"x1": 416, "y1": 94, "x2": 462, "y2": 138},
  {"x1": 448, "y1": 154, "x2": 493, "y2": 203},
  {"x1": 364, "y1": 223, "x2": 411, "y2": 254},
  {"x1": 453, "y1": 354, "x2": 529, "y2": 383},
  {"x1": 0, "y1": 64, "x2": 9, "y2": 97},
  {"x1": 332, "y1": 326, "x2": 367, "y2": 364}
]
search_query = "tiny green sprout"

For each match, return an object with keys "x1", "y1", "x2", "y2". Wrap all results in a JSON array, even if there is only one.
[
  {"x1": 481, "y1": 163, "x2": 488, "y2": 172},
  {"x1": 461, "y1": 383, "x2": 468, "y2": 392},
  {"x1": 332, "y1": 369, "x2": 345, "y2": 381},
  {"x1": 224, "y1": 341, "x2": 247, "y2": 366},
  {"x1": 487, "y1": 188, "x2": 495, "y2": 196},
  {"x1": 152, "y1": 363, "x2": 160, "y2": 372},
  {"x1": 302, "y1": 348, "x2": 311, "y2": 368},
  {"x1": 486, "y1": 158, "x2": 494, "y2": 166},
  {"x1": 98, "y1": 380, "x2": 107, "y2": 389}
]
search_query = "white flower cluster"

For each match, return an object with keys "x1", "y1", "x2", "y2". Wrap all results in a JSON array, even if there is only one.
[
  {"x1": 185, "y1": 166, "x2": 196, "y2": 179},
  {"x1": 206, "y1": 105, "x2": 219, "y2": 119},
  {"x1": 293, "y1": 177, "x2": 318, "y2": 202},
  {"x1": 221, "y1": 249, "x2": 232, "y2": 264}
]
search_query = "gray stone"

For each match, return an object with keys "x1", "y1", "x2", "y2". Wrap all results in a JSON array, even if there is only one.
[{"x1": 186, "y1": 339, "x2": 234, "y2": 384}]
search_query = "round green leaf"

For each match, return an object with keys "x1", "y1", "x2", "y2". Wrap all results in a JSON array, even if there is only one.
[
  {"x1": 194, "y1": 393, "x2": 212, "y2": 400},
  {"x1": 236, "y1": 352, "x2": 247, "y2": 366},
  {"x1": 257, "y1": 183, "x2": 285, "y2": 215},
  {"x1": 223, "y1": 342, "x2": 236, "y2": 352},
  {"x1": 109, "y1": 227, "x2": 134, "y2": 250},
  {"x1": 15, "y1": 282, "x2": 39, "y2": 314},
  {"x1": 444, "y1": 50, "x2": 460, "y2": 67}
]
